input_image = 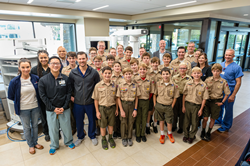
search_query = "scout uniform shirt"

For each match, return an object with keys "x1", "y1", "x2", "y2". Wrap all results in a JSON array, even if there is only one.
[
  {"x1": 133, "y1": 75, "x2": 155, "y2": 100},
  {"x1": 111, "y1": 73, "x2": 124, "y2": 85},
  {"x1": 97, "y1": 52, "x2": 109, "y2": 62},
  {"x1": 147, "y1": 68, "x2": 162, "y2": 83},
  {"x1": 172, "y1": 74, "x2": 192, "y2": 94},
  {"x1": 92, "y1": 80, "x2": 117, "y2": 107},
  {"x1": 154, "y1": 80, "x2": 180, "y2": 105},
  {"x1": 185, "y1": 52, "x2": 196, "y2": 63},
  {"x1": 132, "y1": 72, "x2": 139, "y2": 81},
  {"x1": 170, "y1": 58, "x2": 191, "y2": 76},
  {"x1": 183, "y1": 80, "x2": 209, "y2": 105},
  {"x1": 115, "y1": 55, "x2": 124, "y2": 61},
  {"x1": 116, "y1": 80, "x2": 141, "y2": 101},
  {"x1": 205, "y1": 76, "x2": 231, "y2": 99},
  {"x1": 61, "y1": 65, "x2": 77, "y2": 77},
  {"x1": 158, "y1": 65, "x2": 174, "y2": 76},
  {"x1": 119, "y1": 57, "x2": 131, "y2": 70},
  {"x1": 87, "y1": 60, "x2": 95, "y2": 68}
]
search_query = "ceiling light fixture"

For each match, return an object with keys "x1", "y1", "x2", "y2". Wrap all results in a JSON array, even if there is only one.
[
  {"x1": 243, "y1": 14, "x2": 249, "y2": 16},
  {"x1": 166, "y1": 0, "x2": 196, "y2": 7},
  {"x1": 75, "y1": 0, "x2": 81, "y2": 2},
  {"x1": 93, "y1": 5, "x2": 109, "y2": 11},
  {"x1": 27, "y1": 0, "x2": 34, "y2": 4}
]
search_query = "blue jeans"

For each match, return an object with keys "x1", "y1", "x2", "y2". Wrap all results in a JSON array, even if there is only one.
[{"x1": 19, "y1": 107, "x2": 40, "y2": 147}]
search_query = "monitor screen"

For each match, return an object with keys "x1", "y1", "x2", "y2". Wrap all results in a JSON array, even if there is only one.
[{"x1": 90, "y1": 41, "x2": 108, "y2": 49}]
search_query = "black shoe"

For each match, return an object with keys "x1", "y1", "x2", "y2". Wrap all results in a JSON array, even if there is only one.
[
  {"x1": 153, "y1": 126, "x2": 158, "y2": 133},
  {"x1": 205, "y1": 132, "x2": 211, "y2": 142},
  {"x1": 172, "y1": 127, "x2": 177, "y2": 132},
  {"x1": 146, "y1": 127, "x2": 151, "y2": 134},
  {"x1": 200, "y1": 130, "x2": 206, "y2": 140},
  {"x1": 45, "y1": 135, "x2": 50, "y2": 142},
  {"x1": 113, "y1": 132, "x2": 117, "y2": 139},
  {"x1": 141, "y1": 136, "x2": 147, "y2": 142},
  {"x1": 177, "y1": 128, "x2": 183, "y2": 134},
  {"x1": 183, "y1": 137, "x2": 188, "y2": 143},
  {"x1": 136, "y1": 136, "x2": 141, "y2": 143},
  {"x1": 188, "y1": 137, "x2": 194, "y2": 144},
  {"x1": 117, "y1": 133, "x2": 121, "y2": 139},
  {"x1": 95, "y1": 127, "x2": 100, "y2": 136}
]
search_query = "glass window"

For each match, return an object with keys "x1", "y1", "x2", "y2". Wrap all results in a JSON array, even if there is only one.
[
  {"x1": 34, "y1": 22, "x2": 76, "y2": 55},
  {"x1": 239, "y1": 23, "x2": 250, "y2": 28},
  {"x1": 207, "y1": 21, "x2": 217, "y2": 62},
  {"x1": 227, "y1": 34, "x2": 236, "y2": 49},
  {"x1": 221, "y1": 22, "x2": 235, "y2": 27},
  {"x1": 235, "y1": 35, "x2": 243, "y2": 55},
  {"x1": 217, "y1": 31, "x2": 226, "y2": 58}
]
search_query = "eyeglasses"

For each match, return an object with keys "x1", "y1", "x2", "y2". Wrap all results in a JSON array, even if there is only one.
[
  {"x1": 179, "y1": 68, "x2": 187, "y2": 70},
  {"x1": 50, "y1": 63, "x2": 61, "y2": 66},
  {"x1": 94, "y1": 61, "x2": 101, "y2": 63},
  {"x1": 90, "y1": 53, "x2": 97, "y2": 55}
]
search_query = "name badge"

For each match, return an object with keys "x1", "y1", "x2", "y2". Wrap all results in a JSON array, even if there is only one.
[
  {"x1": 59, "y1": 80, "x2": 66, "y2": 85},
  {"x1": 221, "y1": 71, "x2": 225, "y2": 75}
]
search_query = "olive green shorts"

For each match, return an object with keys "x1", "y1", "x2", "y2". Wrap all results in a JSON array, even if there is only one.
[
  {"x1": 203, "y1": 99, "x2": 221, "y2": 120},
  {"x1": 154, "y1": 102, "x2": 174, "y2": 123},
  {"x1": 98, "y1": 105, "x2": 116, "y2": 128}
]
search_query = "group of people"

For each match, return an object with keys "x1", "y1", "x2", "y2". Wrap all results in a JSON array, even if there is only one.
[{"x1": 7, "y1": 40, "x2": 243, "y2": 155}]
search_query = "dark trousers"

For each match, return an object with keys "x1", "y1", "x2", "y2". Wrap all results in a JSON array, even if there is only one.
[
  {"x1": 136, "y1": 99, "x2": 149, "y2": 137},
  {"x1": 114, "y1": 108, "x2": 121, "y2": 134},
  {"x1": 40, "y1": 101, "x2": 49, "y2": 135},
  {"x1": 173, "y1": 95, "x2": 184, "y2": 130},
  {"x1": 120, "y1": 101, "x2": 135, "y2": 139},
  {"x1": 73, "y1": 103, "x2": 96, "y2": 139}
]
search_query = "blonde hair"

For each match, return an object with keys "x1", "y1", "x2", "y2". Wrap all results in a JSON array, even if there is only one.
[
  {"x1": 93, "y1": 55, "x2": 102, "y2": 61},
  {"x1": 192, "y1": 67, "x2": 202, "y2": 73},
  {"x1": 179, "y1": 62, "x2": 188, "y2": 67},
  {"x1": 122, "y1": 68, "x2": 133, "y2": 75},
  {"x1": 138, "y1": 63, "x2": 148, "y2": 69},
  {"x1": 211, "y1": 63, "x2": 222, "y2": 71},
  {"x1": 130, "y1": 58, "x2": 139, "y2": 65}
]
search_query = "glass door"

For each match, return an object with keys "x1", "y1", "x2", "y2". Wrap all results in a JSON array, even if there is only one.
[{"x1": 216, "y1": 31, "x2": 226, "y2": 63}]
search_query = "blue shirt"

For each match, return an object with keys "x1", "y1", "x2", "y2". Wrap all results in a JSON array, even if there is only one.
[
  {"x1": 78, "y1": 66, "x2": 89, "y2": 78},
  {"x1": 220, "y1": 61, "x2": 244, "y2": 87}
]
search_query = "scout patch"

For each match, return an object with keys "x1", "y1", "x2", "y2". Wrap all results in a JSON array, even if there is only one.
[
  {"x1": 112, "y1": 83, "x2": 115, "y2": 88},
  {"x1": 220, "y1": 81, "x2": 223, "y2": 84},
  {"x1": 198, "y1": 91, "x2": 201, "y2": 95},
  {"x1": 121, "y1": 88, "x2": 128, "y2": 92},
  {"x1": 201, "y1": 84, "x2": 203, "y2": 87},
  {"x1": 133, "y1": 84, "x2": 135, "y2": 88},
  {"x1": 186, "y1": 77, "x2": 189, "y2": 80},
  {"x1": 172, "y1": 84, "x2": 174, "y2": 86},
  {"x1": 170, "y1": 90, "x2": 173, "y2": 96}
]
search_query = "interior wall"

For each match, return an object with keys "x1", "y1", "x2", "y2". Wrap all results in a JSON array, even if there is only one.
[{"x1": 84, "y1": 18, "x2": 109, "y2": 36}]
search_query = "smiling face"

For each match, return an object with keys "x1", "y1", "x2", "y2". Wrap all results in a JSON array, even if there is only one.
[
  {"x1": 98, "y1": 42, "x2": 105, "y2": 52},
  {"x1": 187, "y1": 43, "x2": 195, "y2": 54},
  {"x1": 212, "y1": 69, "x2": 222, "y2": 78},
  {"x1": 224, "y1": 50, "x2": 235, "y2": 63},
  {"x1": 139, "y1": 66, "x2": 147, "y2": 77},
  {"x1": 67, "y1": 56, "x2": 77, "y2": 66},
  {"x1": 89, "y1": 50, "x2": 97, "y2": 61},
  {"x1": 124, "y1": 50, "x2": 132, "y2": 60},
  {"x1": 142, "y1": 56, "x2": 150, "y2": 65},
  {"x1": 198, "y1": 55, "x2": 207, "y2": 65},
  {"x1": 107, "y1": 59, "x2": 115, "y2": 68},
  {"x1": 77, "y1": 54, "x2": 88, "y2": 68},
  {"x1": 162, "y1": 57, "x2": 171, "y2": 66},
  {"x1": 113, "y1": 63, "x2": 121, "y2": 73},
  {"x1": 49, "y1": 58, "x2": 61, "y2": 73},
  {"x1": 191, "y1": 70, "x2": 202, "y2": 80},
  {"x1": 110, "y1": 49, "x2": 117, "y2": 57},
  {"x1": 179, "y1": 64, "x2": 187, "y2": 75},
  {"x1": 159, "y1": 40, "x2": 166, "y2": 50},
  {"x1": 117, "y1": 45, "x2": 124, "y2": 55},
  {"x1": 139, "y1": 48, "x2": 146, "y2": 57},
  {"x1": 93, "y1": 58, "x2": 102, "y2": 68},
  {"x1": 57, "y1": 46, "x2": 67, "y2": 60},
  {"x1": 124, "y1": 72, "x2": 132, "y2": 82},
  {"x1": 151, "y1": 62, "x2": 159, "y2": 71},
  {"x1": 131, "y1": 62, "x2": 138, "y2": 72},
  {"x1": 102, "y1": 69, "x2": 112, "y2": 82},
  {"x1": 19, "y1": 62, "x2": 31, "y2": 77},
  {"x1": 38, "y1": 53, "x2": 49, "y2": 66},
  {"x1": 161, "y1": 71, "x2": 171, "y2": 81},
  {"x1": 177, "y1": 49, "x2": 185, "y2": 60}
]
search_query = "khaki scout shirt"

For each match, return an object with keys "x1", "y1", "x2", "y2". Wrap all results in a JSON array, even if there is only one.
[
  {"x1": 154, "y1": 80, "x2": 180, "y2": 105},
  {"x1": 133, "y1": 75, "x2": 155, "y2": 100},
  {"x1": 158, "y1": 65, "x2": 174, "y2": 76},
  {"x1": 148, "y1": 68, "x2": 162, "y2": 83},
  {"x1": 119, "y1": 58, "x2": 131, "y2": 70},
  {"x1": 87, "y1": 60, "x2": 95, "y2": 68},
  {"x1": 172, "y1": 74, "x2": 192, "y2": 94},
  {"x1": 116, "y1": 55, "x2": 124, "y2": 61},
  {"x1": 185, "y1": 52, "x2": 196, "y2": 63},
  {"x1": 132, "y1": 72, "x2": 139, "y2": 81},
  {"x1": 116, "y1": 80, "x2": 141, "y2": 101},
  {"x1": 97, "y1": 52, "x2": 109, "y2": 62},
  {"x1": 183, "y1": 80, "x2": 209, "y2": 105},
  {"x1": 93, "y1": 67, "x2": 103, "y2": 81},
  {"x1": 61, "y1": 65, "x2": 77, "y2": 77},
  {"x1": 92, "y1": 80, "x2": 117, "y2": 107},
  {"x1": 205, "y1": 76, "x2": 231, "y2": 99},
  {"x1": 111, "y1": 73, "x2": 124, "y2": 85},
  {"x1": 170, "y1": 58, "x2": 191, "y2": 76}
]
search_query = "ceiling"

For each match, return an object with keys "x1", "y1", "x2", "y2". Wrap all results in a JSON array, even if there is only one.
[
  {"x1": 212, "y1": 6, "x2": 250, "y2": 20},
  {"x1": 0, "y1": 0, "x2": 223, "y2": 15}
]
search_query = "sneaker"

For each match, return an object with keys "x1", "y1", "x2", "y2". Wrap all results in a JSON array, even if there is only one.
[
  {"x1": 183, "y1": 137, "x2": 188, "y2": 143},
  {"x1": 188, "y1": 137, "x2": 194, "y2": 144},
  {"x1": 153, "y1": 126, "x2": 158, "y2": 133},
  {"x1": 122, "y1": 139, "x2": 128, "y2": 147},
  {"x1": 146, "y1": 127, "x2": 151, "y2": 134},
  {"x1": 167, "y1": 134, "x2": 175, "y2": 143},
  {"x1": 217, "y1": 127, "x2": 228, "y2": 133},
  {"x1": 95, "y1": 127, "x2": 100, "y2": 136},
  {"x1": 49, "y1": 148, "x2": 56, "y2": 155},
  {"x1": 200, "y1": 130, "x2": 206, "y2": 140},
  {"x1": 74, "y1": 139, "x2": 83, "y2": 147},
  {"x1": 205, "y1": 132, "x2": 211, "y2": 141},
  {"x1": 177, "y1": 128, "x2": 183, "y2": 134},
  {"x1": 102, "y1": 138, "x2": 108, "y2": 150},
  {"x1": 141, "y1": 136, "x2": 147, "y2": 142},
  {"x1": 68, "y1": 143, "x2": 75, "y2": 149},
  {"x1": 159, "y1": 135, "x2": 165, "y2": 144},
  {"x1": 172, "y1": 127, "x2": 177, "y2": 132},
  {"x1": 45, "y1": 135, "x2": 50, "y2": 142},
  {"x1": 128, "y1": 139, "x2": 133, "y2": 146},
  {"x1": 136, "y1": 136, "x2": 141, "y2": 143},
  {"x1": 113, "y1": 132, "x2": 118, "y2": 139},
  {"x1": 117, "y1": 133, "x2": 121, "y2": 139},
  {"x1": 92, "y1": 138, "x2": 98, "y2": 146},
  {"x1": 108, "y1": 138, "x2": 116, "y2": 148}
]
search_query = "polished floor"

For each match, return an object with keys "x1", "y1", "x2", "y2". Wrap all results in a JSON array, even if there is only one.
[{"x1": 0, "y1": 72, "x2": 249, "y2": 166}]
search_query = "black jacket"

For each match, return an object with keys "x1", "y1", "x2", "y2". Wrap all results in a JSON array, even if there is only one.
[
  {"x1": 69, "y1": 65, "x2": 100, "y2": 105},
  {"x1": 201, "y1": 66, "x2": 213, "y2": 81},
  {"x1": 38, "y1": 72, "x2": 71, "y2": 111},
  {"x1": 31, "y1": 65, "x2": 50, "y2": 77}
]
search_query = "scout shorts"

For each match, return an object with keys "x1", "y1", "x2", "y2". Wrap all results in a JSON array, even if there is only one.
[
  {"x1": 203, "y1": 99, "x2": 221, "y2": 120},
  {"x1": 154, "y1": 102, "x2": 173, "y2": 123},
  {"x1": 98, "y1": 105, "x2": 116, "y2": 128}
]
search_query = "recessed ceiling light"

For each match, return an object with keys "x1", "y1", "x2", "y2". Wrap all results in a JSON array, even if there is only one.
[
  {"x1": 166, "y1": 0, "x2": 196, "y2": 7},
  {"x1": 27, "y1": 0, "x2": 33, "y2": 4},
  {"x1": 93, "y1": 5, "x2": 109, "y2": 11},
  {"x1": 244, "y1": 14, "x2": 249, "y2": 16}
]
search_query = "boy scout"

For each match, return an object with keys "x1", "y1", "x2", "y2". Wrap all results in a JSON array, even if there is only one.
[
  {"x1": 93, "y1": 55, "x2": 103, "y2": 80},
  {"x1": 146, "y1": 57, "x2": 162, "y2": 135},
  {"x1": 92, "y1": 66, "x2": 118, "y2": 150},
  {"x1": 158, "y1": 53, "x2": 174, "y2": 75},
  {"x1": 117, "y1": 68, "x2": 140, "y2": 147},
  {"x1": 170, "y1": 46, "x2": 191, "y2": 76},
  {"x1": 154, "y1": 67, "x2": 179, "y2": 144},
  {"x1": 182, "y1": 67, "x2": 209, "y2": 144},
  {"x1": 202, "y1": 63, "x2": 230, "y2": 141},
  {"x1": 130, "y1": 58, "x2": 139, "y2": 80},
  {"x1": 172, "y1": 62, "x2": 192, "y2": 134},
  {"x1": 106, "y1": 55, "x2": 115, "y2": 69},
  {"x1": 87, "y1": 47, "x2": 97, "y2": 68},
  {"x1": 141, "y1": 52, "x2": 151, "y2": 69},
  {"x1": 102, "y1": 49, "x2": 116, "y2": 67},
  {"x1": 134, "y1": 63, "x2": 155, "y2": 143},
  {"x1": 119, "y1": 46, "x2": 133, "y2": 70}
]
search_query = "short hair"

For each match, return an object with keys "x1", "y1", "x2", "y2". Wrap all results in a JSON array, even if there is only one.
[
  {"x1": 125, "y1": 46, "x2": 133, "y2": 52},
  {"x1": 179, "y1": 62, "x2": 188, "y2": 68},
  {"x1": 67, "y1": 52, "x2": 77, "y2": 58},
  {"x1": 138, "y1": 63, "x2": 148, "y2": 69},
  {"x1": 177, "y1": 46, "x2": 186, "y2": 52},
  {"x1": 89, "y1": 47, "x2": 97, "y2": 53},
  {"x1": 139, "y1": 47, "x2": 146, "y2": 50},
  {"x1": 106, "y1": 55, "x2": 115, "y2": 61},
  {"x1": 116, "y1": 44, "x2": 124, "y2": 49},
  {"x1": 196, "y1": 48, "x2": 203, "y2": 53},
  {"x1": 109, "y1": 48, "x2": 116, "y2": 53},
  {"x1": 151, "y1": 57, "x2": 160, "y2": 64},
  {"x1": 163, "y1": 53, "x2": 171, "y2": 59},
  {"x1": 93, "y1": 55, "x2": 102, "y2": 61},
  {"x1": 211, "y1": 63, "x2": 223, "y2": 71},
  {"x1": 226, "y1": 49, "x2": 235, "y2": 55},
  {"x1": 122, "y1": 67, "x2": 133, "y2": 75},
  {"x1": 188, "y1": 42, "x2": 195, "y2": 46},
  {"x1": 77, "y1": 51, "x2": 87, "y2": 58},
  {"x1": 97, "y1": 41, "x2": 105, "y2": 47},
  {"x1": 130, "y1": 58, "x2": 139, "y2": 65},
  {"x1": 113, "y1": 61, "x2": 121, "y2": 67},
  {"x1": 142, "y1": 52, "x2": 151, "y2": 59},
  {"x1": 49, "y1": 56, "x2": 61, "y2": 63},
  {"x1": 102, "y1": 66, "x2": 112, "y2": 73},
  {"x1": 161, "y1": 67, "x2": 171, "y2": 74},
  {"x1": 192, "y1": 67, "x2": 202, "y2": 73}
]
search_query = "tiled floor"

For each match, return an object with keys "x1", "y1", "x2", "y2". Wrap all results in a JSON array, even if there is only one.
[{"x1": 0, "y1": 72, "x2": 249, "y2": 166}]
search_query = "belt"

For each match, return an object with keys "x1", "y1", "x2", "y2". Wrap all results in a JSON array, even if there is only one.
[
  {"x1": 158, "y1": 103, "x2": 171, "y2": 107},
  {"x1": 185, "y1": 101, "x2": 201, "y2": 106},
  {"x1": 121, "y1": 101, "x2": 134, "y2": 104},
  {"x1": 99, "y1": 105, "x2": 115, "y2": 109},
  {"x1": 208, "y1": 99, "x2": 222, "y2": 102}
]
